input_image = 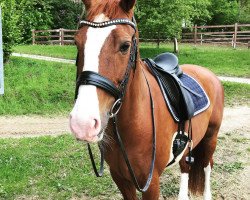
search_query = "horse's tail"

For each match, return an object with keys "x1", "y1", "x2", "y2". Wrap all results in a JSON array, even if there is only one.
[{"x1": 188, "y1": 143, "x2": 205, "y2": 195}]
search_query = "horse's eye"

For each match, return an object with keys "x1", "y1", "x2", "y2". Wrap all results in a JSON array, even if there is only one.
[{"x1": 120, "y1": 42, "x2": 130, "y2": 54}]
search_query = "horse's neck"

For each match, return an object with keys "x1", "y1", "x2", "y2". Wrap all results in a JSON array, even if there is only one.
[{"x1": 117, "y1": 60, "x2": 154, "y2": 137}]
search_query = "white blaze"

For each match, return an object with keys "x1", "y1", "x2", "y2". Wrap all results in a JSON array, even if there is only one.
[{"x1": 71, "y1": 14, "x2": 116, "y2": 130}]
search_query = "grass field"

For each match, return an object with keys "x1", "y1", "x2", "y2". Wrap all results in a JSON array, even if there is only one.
[
  {"x1": 0, "y1": 135, "x2": 117, "y2": 199},
  {"x1": 0, "y1": 131, "x2": 248, "y2": 199},
  {"x1": 0, "y1": 57, "x2": 249, "y2": 115},
  {"x1": 13, "y1": 43, "x2": 250, "y2": 77},
  {"x1": 0, "y1": 57, "x2": 75, "y2": 115}
]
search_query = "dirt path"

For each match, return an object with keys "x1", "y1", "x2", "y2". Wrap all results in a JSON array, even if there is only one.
[
  {"x1": 0, "y1": 116, "x2": 70, "y2": 138},
  {"x1": 0, "y1": 106, "x2": 249, "y2": 138}
]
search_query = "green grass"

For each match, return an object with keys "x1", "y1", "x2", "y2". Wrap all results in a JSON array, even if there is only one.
[
  {"x1": 0, "y1": 130, "x2": 248, "y2": 199},
  {"x1": 0, "y1": 57, "x2": 249, "y2": 115},
  {"x1": 0, "y1": 57, "x2": 75, "y2": 115},
  {"x1": 14, "y1": 45, "x2": 77, "y2": 60},
  {"x1": 223, "y1": 82, "x2": 250, "y2": 106},
  {"x1": 0, "y1": 135, "x2": 117, "y2": 199},
  {"x1": 14, "y1": 43, "x2": 250, "y2": 77}
]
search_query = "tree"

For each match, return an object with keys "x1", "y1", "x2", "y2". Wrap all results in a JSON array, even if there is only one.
[
  {"x1": 135, "y1": 0, "x2": 211, "y2": 41},
  {"x1": 208, "y1": 0, "x2": 239, "y2": 25},
  {"x1": 238, "y1": 0, "x2": 250, "y2": 24},
  {"x1": 16, "y1": 0, "x2": 52, "y2": 43},
  {"x1": 49, "y1": 0, "x2": 83, "y2": 30},
  {"x1": 186, "y1": 0, "x2": 211, "y2": 26}
]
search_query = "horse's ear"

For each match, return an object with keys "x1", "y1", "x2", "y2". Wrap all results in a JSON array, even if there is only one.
[
  {"x1": 82, "y1": 0, "x2": 93, "y2": 10},
  {"x1": 120, "y1": 0, "x2": 136, "y2": 12}
]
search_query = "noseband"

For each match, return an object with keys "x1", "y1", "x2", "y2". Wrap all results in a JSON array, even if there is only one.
[{"x1": 75, "y1": 17, "x2": 156, "y2": 193}]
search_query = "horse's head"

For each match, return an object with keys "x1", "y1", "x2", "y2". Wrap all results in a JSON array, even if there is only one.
[{"x1": 70, "y1": 0, "x2": 137, "y2": 142}]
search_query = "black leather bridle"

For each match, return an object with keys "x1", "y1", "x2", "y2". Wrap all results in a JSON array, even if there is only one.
[
  {"x1": 75, "y1": 18, "x2": 137, "y2": 101},
  {"x1": 75, "y1": 17, "x2": 156, "y2": 193}
]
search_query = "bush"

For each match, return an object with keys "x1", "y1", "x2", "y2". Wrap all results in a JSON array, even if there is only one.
[
  {"x1": 49, "y1": 0, "x2": 83, "y2": 30},
  {"x1": 16, "y1": 0, "x2": 52, "y2": 43},
  {"x1": 1, "y1": 0, "x2": 52, "y2": 62},
  {"x1": 1, "y1": 0, "x2": 20, "y2": 63}
]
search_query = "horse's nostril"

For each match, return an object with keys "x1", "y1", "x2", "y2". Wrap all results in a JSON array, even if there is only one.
[{"x1": 94, "y1": 118, "x2": 100, "y2": 130}]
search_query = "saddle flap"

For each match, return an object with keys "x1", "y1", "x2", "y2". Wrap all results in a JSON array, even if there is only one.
[
  {"x1": 153, "y1": 53, "x2": 183, "y2": 76},
  {"x1": 160, "y1": 72, "x2": 195, "y2": 121}
]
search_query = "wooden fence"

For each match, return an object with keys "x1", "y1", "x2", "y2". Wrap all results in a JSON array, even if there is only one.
[
  {"x1": 182, "y1": 23, "x2": 250, "y2": 48},
  {"x1": 32, "y1": 23, "x2": 250, "y2": 48},
  {"x1": 32, "y1": 28, "x2": 76, "y2": 45}
]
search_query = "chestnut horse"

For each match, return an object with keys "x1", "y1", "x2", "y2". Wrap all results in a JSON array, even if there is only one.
[{"x1": 70, "y1": 0, "x2": 224, "y2": 199}]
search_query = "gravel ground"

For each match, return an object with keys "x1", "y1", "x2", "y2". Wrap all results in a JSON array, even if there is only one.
[{"x1": 0, "y1": 106, "x2": 249, "y2": 138}]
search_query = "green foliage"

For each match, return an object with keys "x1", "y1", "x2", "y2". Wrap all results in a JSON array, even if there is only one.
[
  {"x1": 136, "y1": 0, "x2": 187, "y2": 40},
  {"x1": 1, "y1": 0, "x2": 82, "y2": 49},
  {"x1": 209, "y1": 0, "x2": 239, "y2": 25},
  {"x1": 0, "y1": 0, "x2": 20, "y2": 63},
  {"x1": 186, "y1": 0, "x2": 211, "y2": 25},
  {"x1": 49, "y1": 0, "x2": 83, "y2": 30},
  {"x1": 16, "y1": 0, "x2": 52, "y2": 43},
  {"x1": 239, "y1": 0, "x2": 250, "y2": 24},
  {"x1": 135, "y1": 0, "x2": 212, "y2": 40}
]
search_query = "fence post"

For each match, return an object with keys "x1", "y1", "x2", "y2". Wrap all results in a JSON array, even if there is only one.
[
  {"x1": 201, "y1": 34, "x2": 203, "y2": 45},
  {"x1": 0, "y1": 8, "x2": 4, "y2": 95},
  {"x1": 232, "y1": 34, "x2": 235, "y2": 48},
  {"x1": 233, "y1": 23, "x2": 238, "y2": 49},
  {"x1": 59, "y1": 28, "x2": 62, "y2": 46},
  {"x1": 194, "y1": 24, "x2": 197, "y2": 45},
  {"x1": 157, "y1": 32, "x2": 160, "y2": 48},
  {"x1": 32, "y1": 29, "x2": 35, "y2": 45},
  {"x1": 61, "y1": 29, "x2": 65, "y2": 46},
  {"x1": 173, "y1": 38, "x2": 179, "y2": 54}
]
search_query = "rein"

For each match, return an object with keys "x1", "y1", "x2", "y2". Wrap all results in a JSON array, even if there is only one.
[{"x1": 75, "y1": 17, "x2": 156, "y2": 192}]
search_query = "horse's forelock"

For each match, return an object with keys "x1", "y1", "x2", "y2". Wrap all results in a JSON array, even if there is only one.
[{"x1": 87, "y1": 0, "x2": 131, "y2": 21}]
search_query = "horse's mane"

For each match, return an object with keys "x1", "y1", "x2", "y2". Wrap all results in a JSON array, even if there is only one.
[{"x1": 87, "y1": 0, "x2": 128, "y2": 20}]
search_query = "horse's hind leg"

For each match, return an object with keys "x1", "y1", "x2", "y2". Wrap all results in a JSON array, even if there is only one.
[
  {"x1": 178, "y1": 125, "x2": 220, "y2": 200},
  {"x1": 110, "y1": 170, "x2": 138, "y2": 200}
]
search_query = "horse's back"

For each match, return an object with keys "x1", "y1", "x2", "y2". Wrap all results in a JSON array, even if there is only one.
[
  {"x1": 181, "y1": 64, "x2": 224, "y2": 132},
  {"x1": 181, "y1": 64, "x2": 224, "y2": 105}
]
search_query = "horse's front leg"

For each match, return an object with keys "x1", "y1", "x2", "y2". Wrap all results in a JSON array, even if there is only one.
[
  {"x1": 110, "y1": 170, "x2": 138, "y2": 200},
  {"x1": 142, "y1": 174, "x2": 160, "y2": 200}
]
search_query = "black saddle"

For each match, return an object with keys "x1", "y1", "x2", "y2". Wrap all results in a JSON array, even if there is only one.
[
  {"x1": 153, "y1": 53, "x2": 182, "y2": 76},
  {"x1": 144, "y1": 53, "x2": 195, "y2": 122}
]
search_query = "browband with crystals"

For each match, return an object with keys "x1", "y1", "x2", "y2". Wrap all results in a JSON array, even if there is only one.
[{"x1": 79, "y1": 18, "x2": 136, "y2": 31}]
